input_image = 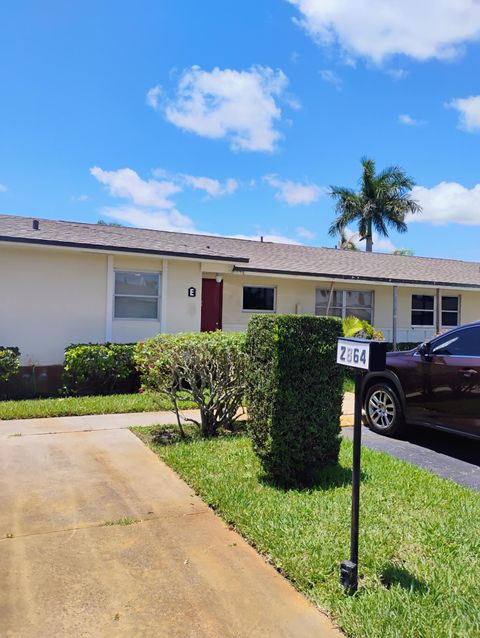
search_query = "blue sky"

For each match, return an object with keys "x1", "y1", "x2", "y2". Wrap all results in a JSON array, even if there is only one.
[{"x1": 2, "y1": 0, "x2": 480, "y2": 259}]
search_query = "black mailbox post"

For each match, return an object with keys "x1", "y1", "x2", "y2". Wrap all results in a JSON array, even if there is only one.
[{"x1": 336, "y1": 337, "x2": 387, "y2": 593}]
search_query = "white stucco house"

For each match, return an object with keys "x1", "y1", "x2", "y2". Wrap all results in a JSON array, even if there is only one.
[{"x1": 1, "y1": 214, "x2": 479, "y2": 379}]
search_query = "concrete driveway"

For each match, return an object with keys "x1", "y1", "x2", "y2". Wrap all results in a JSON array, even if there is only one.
[{"x1": 0, "y1": 419, "x2": 341, "y2": 637}]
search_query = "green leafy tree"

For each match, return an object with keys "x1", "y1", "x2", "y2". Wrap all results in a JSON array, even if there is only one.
[
  {"x1": 393, "y1": 248, "x2": 414, "y2": 256},
  {"x1": 329, "y1": 157, "x2": 421, "y2": 252}
]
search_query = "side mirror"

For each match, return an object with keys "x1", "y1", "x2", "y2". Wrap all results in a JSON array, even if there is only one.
[{"x1": 418, "y1": 342, "x2": 432, "y2": 360}]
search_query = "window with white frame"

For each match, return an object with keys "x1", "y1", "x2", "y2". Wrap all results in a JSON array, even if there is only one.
[
  {"x1": 315, "y1": 288, "x2": 373, "y2": 323},
  {"x1": 114, "y1": 271, "x2": 160, "y2": 319},
  {"x1": 441, "y1": 296, "x2": 459, "y2": 327},
  {"x1": 411, "y1": 294, "x2": 460, "y2": 328},
  {"x1": 242, "y1": 286, "x2": 276, "y2": 312},
  {"x1": 411, "y1": 294, "x2": 434, "y2": 326}
]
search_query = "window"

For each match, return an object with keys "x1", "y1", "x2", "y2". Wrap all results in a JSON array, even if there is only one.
[
  {"x1": 411, "y1": 294, "x2": 460, "y2": 328},
  {"x1": 243, "y1": 286, "x2": 275, "y2": 312},
  {"x1": 431, "y1": 327, "x2": 480, "y2": 357},
  {"x1": 442, "y1": 296, "x2": 459, "y2": 327},
  {"x1": 411, "y1": 295, "x2": 434, "y2": 326},
  {"x1": 315, "y1": 289, "x2": 373, "y2": 323},
  {"x1": 114, "y1": 271, "x2": 160, "y2": 319}
]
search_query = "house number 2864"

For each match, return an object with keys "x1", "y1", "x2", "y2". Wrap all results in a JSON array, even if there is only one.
[{"x1": 336, "y1": 341, "x2": 370, "y2": 370}]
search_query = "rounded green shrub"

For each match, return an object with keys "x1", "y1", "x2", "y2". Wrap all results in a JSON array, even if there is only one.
[
  {"x1": 62, "y1": 343, "x2": 139, "y2": 395},
  {"x1": 0, "y1": 347, "x2": 20, "y2": 384}
]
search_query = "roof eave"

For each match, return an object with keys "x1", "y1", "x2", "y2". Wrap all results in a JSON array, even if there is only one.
[
  {"x1": 0, "y1": 236, "x2": 250, "y2": 264},
  {"x1": 232, "y1": 266, "x2": 480, "y2": 289}
]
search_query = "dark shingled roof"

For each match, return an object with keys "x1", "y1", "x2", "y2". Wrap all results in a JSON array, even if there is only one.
[{"x1": 1, "y1": 214, "x2": 480, "y2": 288}]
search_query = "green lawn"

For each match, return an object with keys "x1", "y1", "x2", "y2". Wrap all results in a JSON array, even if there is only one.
[
  {"x1": 343, "y1": 376, "x2": 355, "y2": 393},
  {"x1": 135, "y1": 427, "x2": 480, "y2": 638},
  {"x1": 0, "y1": 392, "x2": 196, "y2": 420}
]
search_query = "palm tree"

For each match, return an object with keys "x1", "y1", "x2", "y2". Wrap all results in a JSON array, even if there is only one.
[{"x1": 329, "y1": 157, "x2": 421, "y2": 252}]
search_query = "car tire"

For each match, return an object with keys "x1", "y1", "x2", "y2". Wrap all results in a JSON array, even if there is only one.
[{"x1": 364, "y1": 382, "x2": 405, "y2": 437}]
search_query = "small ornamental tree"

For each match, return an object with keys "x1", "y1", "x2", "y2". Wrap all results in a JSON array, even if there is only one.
[
  {"x1": 135, "y1": 331, "x2": 246, "y2": 438},
  {"x1": 245, "y1": 314, "x2": 344, "y2": 486}
]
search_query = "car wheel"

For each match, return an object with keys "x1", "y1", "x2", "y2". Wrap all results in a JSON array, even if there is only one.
[{"x1": 365, "y1": 383, "x2": 405, "y2": 437}]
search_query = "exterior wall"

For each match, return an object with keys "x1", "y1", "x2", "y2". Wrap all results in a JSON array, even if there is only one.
[
  {"x1": 165, "y1": 260, "x2": 202, "y2": 333},
  {"x1": 222, "y1": 274, "x2": 317, "y2": 331},
  {"x1": 0, "y1": 245, "x2": 107, "y2": 365},
  {"x1": 220, "y1": 273, "x2": 480, "y2": 343},
  {"x1": 0, "y1": 245, "x2": 205, "y2": 365},
  {"x1": 457, "y1": 290, "x2": 480, "y2": 325},
  {"x1": 2, "y1": 241, "x2": 480, "y2": 366}
]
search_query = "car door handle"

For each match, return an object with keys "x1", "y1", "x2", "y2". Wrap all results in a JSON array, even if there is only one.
[{"x1": 460, "y1": 368, "x2": 478, "y2": 378}]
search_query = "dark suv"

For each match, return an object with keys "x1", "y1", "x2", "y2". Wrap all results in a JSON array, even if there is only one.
[{"x1": 363, "y1": 321, "x2": 480, "y2": 439}]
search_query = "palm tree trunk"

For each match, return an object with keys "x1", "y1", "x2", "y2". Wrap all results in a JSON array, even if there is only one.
[{"x1": 365, "y1": 219, "x2": 373, "y2": 252}]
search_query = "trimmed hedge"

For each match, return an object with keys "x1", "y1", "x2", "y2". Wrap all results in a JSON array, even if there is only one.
[
  {"x1": 62, "y1": 343, "x2": 139, "y2": 396},
  {"x1": 0, "y1": 347, "x2": 20, "y2": 386},
  {"x1": 245, "y1": 314, "x2": 344, "y2": 486}
]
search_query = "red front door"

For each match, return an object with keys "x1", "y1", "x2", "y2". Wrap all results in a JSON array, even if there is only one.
[{"x1": 201, "y1": 279, "x2": 223, "y2": 331}]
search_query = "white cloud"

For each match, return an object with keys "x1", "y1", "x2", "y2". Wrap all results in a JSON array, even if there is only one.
[
  {"x1": 398, "y1": 113, "x2": 426, "y2": 126},
  {"x1": 296, "y1": 226, "x2": 316, "y2": 240},
  {"x1": 387, "y1": 68, "x2": 409, "y2": 80},
  {"x1": 0, "y1": 184, "x2": 7, "y2": 192},
  {"x1": 342, "y1": 226, "x2": 396, "y2": 252},
  {"x1": 90, "y1": 167, "x2": 180, "y2": 209},
  {"x1": 154, "y1": 65, "x2": 291, "y2": 152},
  {"x1": 319, "y1": 69, "x2": 342, "y2": 89},
  {"x1": 372, "y1": 234, "x2": 396, "y2": 252},
  {"x1": 91, "y1": 166, "x2": 195, "y2": 232},
  {"x1": 446, "y1": 95, "x2": 480, "y2": 132},
  {"x1": 288, "y1": 0, "x2": 480, "y2": 64},
  {"x1": 182, "y1": 174, "x2": 238, "y2": 197},
  {"x1": 264, "y1": 174, "x2": 323, "y2": 205},
  {"x1": 100, "y1": 206, "x2": 196, "y2": 232},
  {"x1": 91, "y1": 166, "x2": 303, "y2": 243},
  {"x1": 146, "y1": 85, "x2": 162, "y2": 109},
  {"x1": 72, "y1": 194, "x2": 89, "y2": 202},
  {"x1": 410, "y1": 181, "x2": 480, "y2": 225}
]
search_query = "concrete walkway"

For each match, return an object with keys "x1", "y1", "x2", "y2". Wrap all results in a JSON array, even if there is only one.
[
  {"x1": 0, "y1": 393, "x2": 355, "y2": 437},
  {"x1": 0, "y1": 416, "x2": 342, "y2": 637}
]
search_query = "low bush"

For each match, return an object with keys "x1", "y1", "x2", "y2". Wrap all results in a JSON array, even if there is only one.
[
  {"x1": 342, "y1": 316, "x2": 384, "y2": 340},
  {"x1": 0, "y1": 347, "x2": 20, "y2": 386},
  {"x1": 62, "y1": 343, "x2": 139, "y2": 395},
  {"x1": 135, "y1": 331, "x2": 246, "y2": 438},
  {"x1": 387, "y1": 341, "x2": 420, "y2": 351},
  {"x1": 245, "y1": 314, "x2": 344, "y2": 487}
]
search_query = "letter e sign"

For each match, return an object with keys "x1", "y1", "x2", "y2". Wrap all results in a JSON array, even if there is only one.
[{"x1": 188, "y1": 286, "x2": 196, "y2": 298}]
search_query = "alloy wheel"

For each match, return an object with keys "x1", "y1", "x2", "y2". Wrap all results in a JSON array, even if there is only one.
[{"x1": 368, "y1": 389, "x2": 396, "y2": 430}]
